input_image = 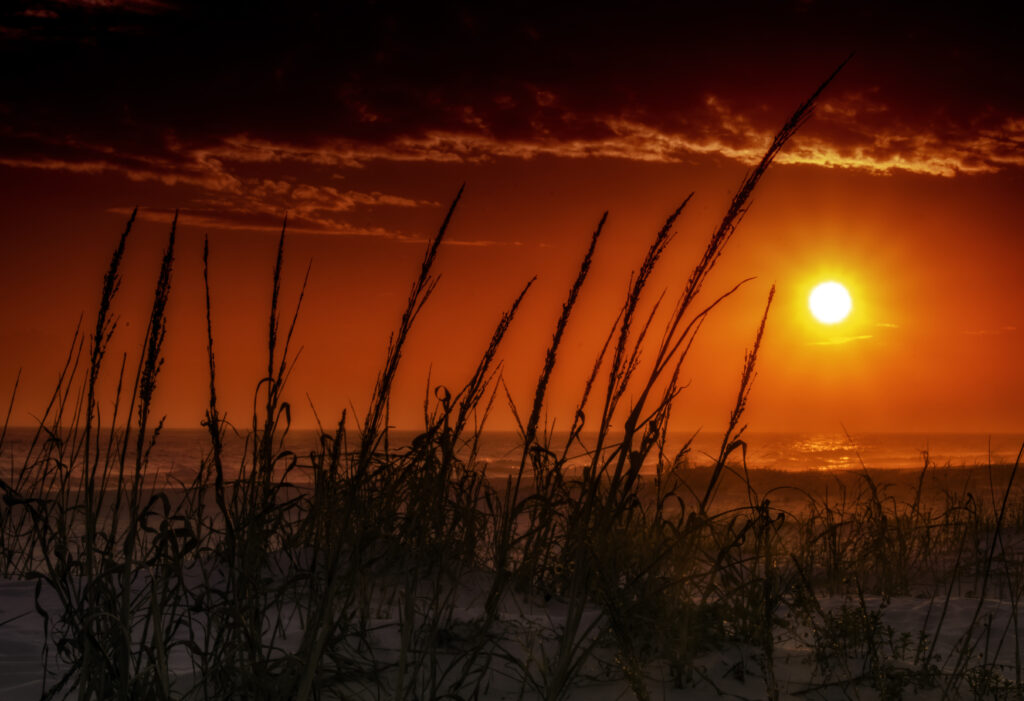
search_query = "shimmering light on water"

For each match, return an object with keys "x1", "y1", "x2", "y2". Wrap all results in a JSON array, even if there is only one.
[{"x1": 3, "y1": 428, "x2": 1022, "y2": 485}]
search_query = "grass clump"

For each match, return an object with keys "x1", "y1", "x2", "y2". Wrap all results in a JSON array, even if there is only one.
[{"x1": 3, "y1": 61, "x2": 1024, "y2": 701}]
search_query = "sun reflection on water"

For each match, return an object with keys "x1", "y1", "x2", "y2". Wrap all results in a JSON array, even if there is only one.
[{"x1": 789, "y1": 435, "x2": 861, "y2": 471}]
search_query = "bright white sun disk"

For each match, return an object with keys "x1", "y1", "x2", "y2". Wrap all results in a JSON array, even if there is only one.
[{"x1": 809, "y1": 281, "x2": 852, "y2": 324}]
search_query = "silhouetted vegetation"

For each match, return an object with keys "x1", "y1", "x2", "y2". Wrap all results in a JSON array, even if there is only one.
[{"x1": 4, "y1": 62, "x2": 1024, "y2": 700}]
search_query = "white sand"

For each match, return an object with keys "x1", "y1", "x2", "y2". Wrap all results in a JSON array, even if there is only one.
[{"x1": 2, "y1": 572, "x2": 1021, "y2": 700}]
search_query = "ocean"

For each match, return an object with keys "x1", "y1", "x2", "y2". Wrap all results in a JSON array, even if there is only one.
[{"x1": 3, "y1": 427, "x2": 1023, "y2": 483}]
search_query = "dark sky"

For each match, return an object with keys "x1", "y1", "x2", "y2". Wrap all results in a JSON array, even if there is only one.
[
  {"x1": 2, "y1": 1, "x2": 1024, "y2": 433},
  {"x1": 4, "y1": 2, "x2": 1022, "y2": 210}
]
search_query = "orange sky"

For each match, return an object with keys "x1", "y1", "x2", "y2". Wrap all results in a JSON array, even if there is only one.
[{"x1": 2, "y1": 2, "x2": 1023, "y2": 434}]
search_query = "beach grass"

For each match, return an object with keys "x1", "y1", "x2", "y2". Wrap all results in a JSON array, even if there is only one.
[{"x1": 3, "y1": 63, "x2": 1024, "y2": 700}]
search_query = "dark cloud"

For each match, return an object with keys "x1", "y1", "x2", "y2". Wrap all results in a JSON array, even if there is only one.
[
  {"x1": 1, "y1": 1, "x2": 1022, "y2": 233},
  {"x1": 3, "y1": 2, "x2": 1020, "y2": 139}
]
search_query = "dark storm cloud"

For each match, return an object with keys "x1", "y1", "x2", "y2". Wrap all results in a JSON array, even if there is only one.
[{"x1": 2, "y1": 1, "x2": 1023, "y2": 233}]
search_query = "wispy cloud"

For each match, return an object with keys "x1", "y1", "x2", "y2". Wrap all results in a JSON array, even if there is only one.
[
  {"x1": 808, "y1": 334, "x2": 874, "y2": 346},
  {"x1": 19, "y1": 8, "x2": 59, "y2": 18},
  {"x1": 107, "y1": 206, "x2": 418, "y2": 240},
  {"x1": 190, "y1": 95, "x2": 1024, "y2": 177},
  {"x1": 5, "y1": 87, "x2": 1023, "y2": 194},
  {"x1": 0, "y1": 154, "x2": 239, "y2": 191},
  {"x1": 1, "y1": 147, "x2": 440, "y2": 229},
  {"x1": 106, "y1": 206, "x2": 522, "y2": 247},
  {"x1": 2, "y1": 145, "x2": 537, "y2": 244},
  {"x1": 3, "y1": 86, "x2": 1022, "y2": 247}
]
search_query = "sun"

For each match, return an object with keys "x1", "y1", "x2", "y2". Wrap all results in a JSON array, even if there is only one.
[{"x1": 809, "y1": 281, "x2": 852, "y2": 324}]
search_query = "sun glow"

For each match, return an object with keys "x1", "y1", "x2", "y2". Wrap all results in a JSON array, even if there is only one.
[{"x1": 809, "y1": 281, "x2": 852, "y2": 324}]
